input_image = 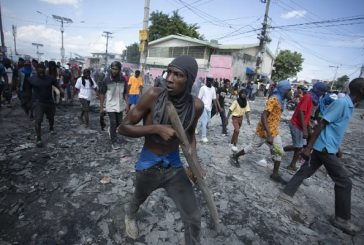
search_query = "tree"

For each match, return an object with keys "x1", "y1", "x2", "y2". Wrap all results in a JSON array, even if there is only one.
[
  {"x1": 122, "y1": 43, "x2": 140, "y2": 64},
  {"x1": 271, "y1": 50, "x2": 304, "y2": 82},
  {"x1": 148, "y1": 10, "x2": 203, "y2": 41},
  {"x1": 335, "y1": 75, "x2": 349, "y2": 90}
]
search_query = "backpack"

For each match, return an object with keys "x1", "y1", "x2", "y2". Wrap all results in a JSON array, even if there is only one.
[{"x1": 63, "y1": 70, "x2": 72, "y2": 85}]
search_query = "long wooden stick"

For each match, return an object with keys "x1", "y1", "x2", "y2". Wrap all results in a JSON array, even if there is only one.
[{"x1": 165, "y1": 102, "x2": 220, "y2": 231}]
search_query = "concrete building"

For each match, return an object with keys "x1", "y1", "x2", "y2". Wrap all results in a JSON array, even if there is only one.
[
  {"x1": 146, "y1": 34, "x2": 274, "y2": 82},
  {"x1": 84, "y1": 52, "x2": 122, "y2": 69}
]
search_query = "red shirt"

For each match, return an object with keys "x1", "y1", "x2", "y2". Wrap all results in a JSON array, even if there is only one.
[{"x1": 291, "y1": 93, "x2": 314, "y2": 131}]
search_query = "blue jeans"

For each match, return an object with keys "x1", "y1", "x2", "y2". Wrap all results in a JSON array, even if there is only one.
[{"x1": 197, "y1": 108, "x2": 211, "y2": 138}]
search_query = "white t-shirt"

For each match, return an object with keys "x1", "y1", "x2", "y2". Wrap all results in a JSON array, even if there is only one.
[
  {"x1": 75, "y1": 77, "x2": 97, "y2": 100},
  {"x1": 198, "y1": 85, "x2": 216, "y2": 111},
  {"x1": 105, "y1": 82, "x2": 126, "y2": 112}
]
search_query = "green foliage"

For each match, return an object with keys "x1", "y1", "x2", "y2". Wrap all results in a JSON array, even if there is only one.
[
  {"x1": 122, "y1": 43, "x2": 140, "y2": 64},
  {"x1": 149, "y1": 10, "x2": 203, "y2": 41},
  {"x1": 271, "y1": 50, "x2": 304, "y2": 82},
  {"x1": 335, "y1": 75, "x2": 349, "y2": 90}
]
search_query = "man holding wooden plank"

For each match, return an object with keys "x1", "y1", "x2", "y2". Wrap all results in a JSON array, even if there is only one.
[{"x1": 118, "y1": 55, "x2": 204, "y2": 244}]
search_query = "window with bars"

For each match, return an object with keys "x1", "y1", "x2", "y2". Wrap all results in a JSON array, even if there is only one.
[
  {"x1": 149, "y1": 47, "x2": 169, "y2": 57},
  {"x1": 188, "y1": 47, "x2": 204, "y2": 59},
  {"x1": 149, "y1": 46, "x2": 206, "y2": 59}
]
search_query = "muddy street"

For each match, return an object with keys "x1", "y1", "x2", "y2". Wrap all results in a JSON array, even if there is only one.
[{"x1": 1, "y1": 97, "x2": 364, "y2": 244}]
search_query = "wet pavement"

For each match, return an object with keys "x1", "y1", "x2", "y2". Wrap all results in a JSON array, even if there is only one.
[{"x1": 1, "y1": 95, "x2": 363, "y2": 244}]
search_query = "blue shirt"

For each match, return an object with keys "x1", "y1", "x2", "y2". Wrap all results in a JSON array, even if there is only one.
[
  {"x1": 135, "y1": 147, "x2": 183, "y2": 170},
  {"x1": 313, "y1": 95, "x2": 353, "y2": 154}
]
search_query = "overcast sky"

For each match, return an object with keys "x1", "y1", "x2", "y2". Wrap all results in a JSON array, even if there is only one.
[{"x1": 2, "y1": 0, "x2": 364, "y2": 81}]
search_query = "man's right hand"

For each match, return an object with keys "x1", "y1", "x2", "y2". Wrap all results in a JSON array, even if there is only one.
[
  {"x1": 303, "y1": 127, "x2": 309, "y2": 139},
  {"x1": 301, "y1": 146, "x2": 312, "y2": 160},
  {"x1": 158, "y1": 125, "x2": 177, "y2": 141},
  {"x1": 266, "y1": 134, "x2": 273, "y2": 145}
]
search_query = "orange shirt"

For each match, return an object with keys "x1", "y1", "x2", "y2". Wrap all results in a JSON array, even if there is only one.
[
  {"x1": 256, "y1": 96, "x2": 283, "y2": 138},
  {"x1": 128, "y1": 75, "x2": 143, "y2": 95}
]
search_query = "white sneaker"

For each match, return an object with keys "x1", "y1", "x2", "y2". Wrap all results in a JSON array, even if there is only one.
[
  {"x1": 201, "y1": 137, "x2": 208, "y2": 143},
  {"x1": 125, "y1": 215, "x2": 138, "y2": 239},
  {"x1": 231, "y1": 145, "x2": 238, "y2": 152}
]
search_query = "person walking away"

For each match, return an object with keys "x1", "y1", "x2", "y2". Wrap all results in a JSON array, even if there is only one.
[
  {"x1": 61, "y1": 65, "x2": 72, "y2": 103},
  {"x1": 191, "y1": 77, "x2": 203, "y2": 97},
  {"x1": 226, "y1": 89, "x2": 251, "y2": 152},
  {"x1": 196, "y1": 76, "x2": 220, "y2": 143},
  {"x1": 0, "y1": 59, "x2": 9, "y2": 108},
  {"x1": 98, "y1": 61, "x2": 128, "y2": 150},
  {"x1": 281, "y1": 78, "x2": 364, "y2": 235},
  {"x1": 264, "y1": 82, "x2": 270, "y2": 97},
  {"x1": 250, "y1": 81, "x2": 258, "y2": 101},
  {"x1": 127, "y1": 70, "x2": 143, "y2": 110},
  {"x1": 118, "y1": 55, "x2": 203, "y2": 244},
  {"x1": 215, "y1": 79, "x2": 230, "y2": 136},
  {"x1": 2, "y1": 58, "x2": 13, "y2": 107},
  {"x1": 230, "y1": 80, "x2": 292, "y2": 184},
  {"x1": 75, "y1": 69, "x2": 98, "y2": 128},
  {"x1": 18, "y1": 59, "x2": 33, "y2": 117},
  {"x1": 46, "y1": 61, "x2": 61, "y2": 105},
  {"x1": 29, "y1": 64, "x2": 62, "y2": 147},
  {"x1": 283, "y1": 82, "x2": 327, "y2": 171},
  {"x1": 153, "y1": 70, "x2": 167, "y2": 88}
]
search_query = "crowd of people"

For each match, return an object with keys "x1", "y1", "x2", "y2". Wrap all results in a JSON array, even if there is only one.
[{"x1": 1, "y1": 54, "x2": 363, "y2": 243}]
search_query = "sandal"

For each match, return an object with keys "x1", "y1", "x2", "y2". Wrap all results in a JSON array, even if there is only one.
[{"x1": 230, "y1": 154, "x2": 240, "y2": 168}]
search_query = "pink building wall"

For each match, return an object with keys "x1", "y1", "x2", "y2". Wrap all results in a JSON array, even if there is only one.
[{"x1": 209, "y1": 55, "x2": 233, "y2": 81}]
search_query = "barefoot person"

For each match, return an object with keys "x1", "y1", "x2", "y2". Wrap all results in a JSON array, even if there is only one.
[
  {"x1": 283, "y1": 82, "x2": 327, "y2": 171},
  {"x1": 230, "y1": 80, "x2": 292, "y2": 184},
  {"x1": 118, "y1": 55, "x2": 203, "y2": 244},
  {"x1": 281, "y1": 78, "x2": 364, "y2": 235}
]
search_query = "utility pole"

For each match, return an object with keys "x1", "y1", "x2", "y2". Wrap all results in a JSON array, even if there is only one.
[
  {"x1": 12, "y1": 25, "x2": 18, "y2": 55},
  {"x1": 359, "y1": 64, "x2": 364, "y2": 78},
  {"x1": 52, "y1": 15, "x2": 73, "y2": 64},
  {"x1": 255, "y1": 0, "x2": 272, "y2": 80},
  {"x1": 32, "y1": 42, "x2": 44, "y2": 61},
  {"x1": 329, "y1": 65, "x2": 340, "y2": 90},
  {"x1": 0, "y1": 1, "x2": 6, "y2": 55},
  {"x1": 139, "y1": 0, "x2": 150, "y2": 79},
  {"x1": 102, "y1": 31, "x2": 112, "y2": 67},
  {"x1": 270, "y1": 36, "x2": 281, "y2": 79}
]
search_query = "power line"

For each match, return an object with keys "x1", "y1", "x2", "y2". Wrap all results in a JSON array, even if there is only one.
[
  {"x1": 218, "y1": 15, "x2": 364, "y2": 41},
  {"x1": 287, "y1": 0, "x2": 357, "y2": 37},
  {"x1": 175, "y1": 0, "x2": 233, "y2": 28},
  {"x1": 270, "y1": 16, "x2": 364, "y2": 30},
  {"x1": 215, "y1": 17, "x2": 262, "y2": 40}
]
